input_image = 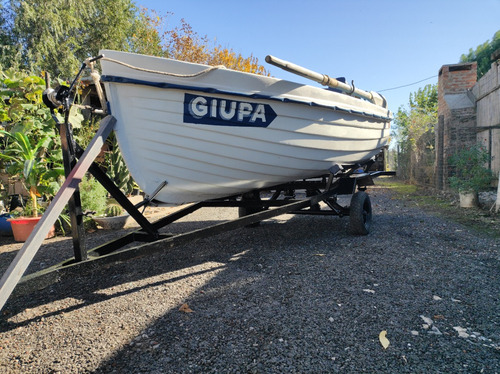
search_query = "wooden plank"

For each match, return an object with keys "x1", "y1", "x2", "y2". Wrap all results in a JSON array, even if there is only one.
[{"x1": 0, "y1": 116, "x2": 116, "y2": 312}]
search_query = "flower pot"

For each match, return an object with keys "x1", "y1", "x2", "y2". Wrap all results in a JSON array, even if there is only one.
[
  {"x1": 0, "y1": 213, "x2": 13, "y2": 236},
  {"x1": 92, "y1": 214, "x2": 130, "y2": 230},
  {"x1": 459, "y1": 191, "x2": 478, "y2": 208},
  {"x1": 8, "y1": 216, "x2": 56, "y2": 242}
]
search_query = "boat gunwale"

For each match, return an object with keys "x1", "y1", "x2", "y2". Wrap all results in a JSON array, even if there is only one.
[{"x1": 101, "y1": 75, "x2": 393, "y2": 123}]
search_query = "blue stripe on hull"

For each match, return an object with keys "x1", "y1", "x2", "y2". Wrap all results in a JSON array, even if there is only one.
[{"x1": 101, "y1": 75, "x2": 392, "y2": 122}]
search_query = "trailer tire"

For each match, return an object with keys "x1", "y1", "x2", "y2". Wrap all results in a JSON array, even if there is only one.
[{"x1": 349, "y1": 191, "x2": 372, "y2": 235}]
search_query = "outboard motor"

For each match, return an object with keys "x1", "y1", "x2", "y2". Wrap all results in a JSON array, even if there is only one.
[{"x1": 42, "y1": 85, "x2": 71, "y2": 110}]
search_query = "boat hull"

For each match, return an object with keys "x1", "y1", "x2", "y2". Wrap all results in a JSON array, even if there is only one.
[{"x1": 100, "y1": 50, "x2": 392, "y2": 204}]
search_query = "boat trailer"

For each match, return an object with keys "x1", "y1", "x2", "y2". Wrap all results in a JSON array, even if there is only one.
[
  {"x1": 0, "y1": 60, "x2": 394, "y2": 313},
  {"x1": 0, "y1": 116, "x2": 392, "y2": 312}
]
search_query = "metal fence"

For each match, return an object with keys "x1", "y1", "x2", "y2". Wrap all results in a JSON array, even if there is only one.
[{"x1": 395, "y1": 129, "x2": 436, "y2": 186}]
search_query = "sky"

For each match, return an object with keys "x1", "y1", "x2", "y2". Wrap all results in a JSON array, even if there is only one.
[{"x1": 136, "y1": 0, "x2": 500, "y2": 116}]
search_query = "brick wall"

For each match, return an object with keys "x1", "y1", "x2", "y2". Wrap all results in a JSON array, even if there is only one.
[
  {"x1": 438, "y1": 63, "x2": 477, "y2": 93},
  {"x1": 436, "y1": 62, "x2": 477, "y2": 190}
]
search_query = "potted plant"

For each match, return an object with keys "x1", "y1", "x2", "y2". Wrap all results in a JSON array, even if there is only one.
[
  {"x1": 0, "y1": 131, "x2": 61, "y2": 241},
  {"x1": 0, "y1": 71, "x2": 67, "y2": 240},
  {"x1": 0, "y1": 180, "x2": 13, "y2": 236},
  {"x1": 448, "y1": 144, "x2": 493, "y2": 208},
  {"x1": 92, "y1": 203, "x2": 129, "y2": 230}
]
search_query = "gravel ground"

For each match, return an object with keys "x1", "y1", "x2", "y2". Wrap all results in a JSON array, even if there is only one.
[{"x1": 0, "y1": 183, "x2": 499, "y2": 373}]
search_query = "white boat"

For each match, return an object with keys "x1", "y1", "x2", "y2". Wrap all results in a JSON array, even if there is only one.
[{"x1": 99, "y1": 50, "x2": 392, "y2": 205}]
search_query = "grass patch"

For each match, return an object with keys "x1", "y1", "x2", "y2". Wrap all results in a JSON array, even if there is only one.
[
  {"x1": 376, "y1": 177, "x2": 418, "y2": 195},
  {"x1": 376, "y1": 176, "x2": 500, "y2": 238}
]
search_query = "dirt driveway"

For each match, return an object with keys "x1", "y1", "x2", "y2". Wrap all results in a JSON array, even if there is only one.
[{"x1": 0, "y1": 183, "x2": 499, "y2": 373}]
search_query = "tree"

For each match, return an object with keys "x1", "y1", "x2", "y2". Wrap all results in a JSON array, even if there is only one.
[
  {"x1": 460, "y1": 30, "x2": 500, "y2": 78},
  {"x1": 208, "y1": 46, "x2": 268, "y2": 75},
  {"x1": 392, "y1": 84, "x2": 438, "y2": 182},
  {"x1": 161, "y1": 16, "x2": 269, "y2": 75},
  {"x1": 6, "y1": 0, "x2": 137, "y2": 77},
  {"x1": 1, "y1": 3, "x2": 268, "y2": 77},
  {"x1": 0, "y1": 3, "x2": 18, "y2": 70},
  {"x1": 393, "y1": 84, "x2": 438, "y2": 148},
  {"x1": 128, "y1": 8, "x2": 167, "y2": 57}
]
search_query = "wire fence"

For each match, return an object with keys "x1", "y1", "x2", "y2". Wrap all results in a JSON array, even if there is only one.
[{"x1": 394, "y1": 129, "x2": 436, "y2": 187}]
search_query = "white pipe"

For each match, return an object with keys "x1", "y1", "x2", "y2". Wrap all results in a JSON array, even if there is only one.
[{"x1": 265, "y1": 55, "x2": 387, "y2": 107}]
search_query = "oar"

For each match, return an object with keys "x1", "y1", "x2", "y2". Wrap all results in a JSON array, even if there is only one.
[{"x1": 265, "y1": 55, "x2": 386, "y2": 107}]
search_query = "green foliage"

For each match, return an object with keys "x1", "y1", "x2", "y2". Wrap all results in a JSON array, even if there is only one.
[
  {"x1": 164, "y1": 17, "x2": 269, "y2": 74},
  {"x1": 0, "y1": 4, "x2": 16, "y2": 70},
  {"x1": 448, "y1": 144, "x2": 493, "y2": 193},
  {"x1": 393, "y1": 84, "x2": 438, "y2": 149},
  {"x1": 0, "y1": 131, "x2": 48, "y2": 186},
  {"x1": 79, "y1": 174, "x2": 107, "y2": 216},
  {"x1": 105, "y1": 133, "x2": 135, "y2": 195},
  {"x1": 104, "y1": 204, "x2": 124, "y2": 217},
  {"x1": 392, "y1": 84, "x2": 438, "y2": 182},
  {"x1": 4, "y1": 0, "x2": 137, "y2": 77},
  {"x1": 128, "y1": 8, "x2": 167, "y2": 57},
  {"x1": 0, "y1": 69, "x2": 108, "y2": 222},
  {"x1": 0, "y1": 130, "x2": 63, "y2": 216},
  {"x1": 128, "y1": 8, "x2": 269, "y2": 75},
  {"x1": 0, "y1": 70, "x2": 65, "y2": 210},
  {"x1": 460, "y1": 30, "x2": 500, "y2": 78},
  {"x1": 0, "y1": 70, "x2": 56, "y2": 137},
  {"x1": 0, "y1": 68, "x2": 131, "y2": 221},
  {"x1": 1, "y1": 2, "x2": 268, "y2": 77}
]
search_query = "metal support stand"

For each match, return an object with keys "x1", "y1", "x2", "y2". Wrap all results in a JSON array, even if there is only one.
[
  {"x1": 59, "y1": 114, "x2": 87, "y2": 261},
  {"x1": 0, "y1": 116, "x2": 116, "y2": 312},
  {"x1": 82, "y1": 156, "x2": 160, "y2": 238},
  {"x1": 45, "y1": 73, "x2": 88, "y2": 261}
]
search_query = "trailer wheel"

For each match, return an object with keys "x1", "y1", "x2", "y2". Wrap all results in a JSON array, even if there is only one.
[{"x1": 349, "y1": 191, "x2": 372, "y2": 235}]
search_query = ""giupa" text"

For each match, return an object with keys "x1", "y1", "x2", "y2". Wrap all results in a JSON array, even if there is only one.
[{"x1": 183, "y1": 93, "x2": 276, "y2": 127}]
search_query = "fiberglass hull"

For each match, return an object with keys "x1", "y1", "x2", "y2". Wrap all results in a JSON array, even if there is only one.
[{"x1": 100, "y1": 50, "x2": 392, "y2": 204}]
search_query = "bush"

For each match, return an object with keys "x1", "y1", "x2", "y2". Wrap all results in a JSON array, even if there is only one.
[
  {"x1": 448, "y1": 144, "x2": 493, "y2": 193},
  {"x1": 79, "y1": 174, "x2": 107, "y2": 216}
]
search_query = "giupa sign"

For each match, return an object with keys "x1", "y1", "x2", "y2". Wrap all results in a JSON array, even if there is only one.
[{"x1": 183, "y1": 93, "x2": 277, "y2": 128}]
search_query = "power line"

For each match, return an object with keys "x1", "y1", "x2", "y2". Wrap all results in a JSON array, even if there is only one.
[{"x1": 378, "y1": 75, "x2": 438, "y2": 92}]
